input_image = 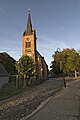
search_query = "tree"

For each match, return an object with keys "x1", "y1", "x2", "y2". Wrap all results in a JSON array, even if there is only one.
[
  {"x1": 51, "y1": 48, "x2": 80, "y2": 78},
  {"x1": 15, "y1": 55, "x2": 35, "y2": 86},
  {"x1": 0, "y1": 52, "x2": 16, "y2": 75},
  {"x1": 50, "y1": 61, "x2": 60, "y2": 76}
]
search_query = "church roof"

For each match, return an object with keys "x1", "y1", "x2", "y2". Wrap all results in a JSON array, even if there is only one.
[
  {"x1": 0, "y1": 63, "x2": 9, "y2": 77},
  {"x1": 36, "y1": 51, "x2": 48, "y2": 67},
  {"x1": 24, "y1": 8, "x2": 33, "y2": 35}
]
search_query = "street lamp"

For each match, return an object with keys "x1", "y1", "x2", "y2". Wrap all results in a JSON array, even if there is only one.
[{"x1": 56, "y1": 48, "x2": 66, "y2": 87}]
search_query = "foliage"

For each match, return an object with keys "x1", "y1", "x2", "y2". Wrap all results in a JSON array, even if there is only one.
[
  {"x1": 50, "y1": 61, "x2": 60, "y2": 76},
  {"x1": 50, "y1": 48, "x2": 80, "y2": 77},
  {"x1": 16, "y1": 55, "x2": 35, "y2": 80},
  {"x1": 0, "y1": 52, "x2": 16, "y2": 75}
]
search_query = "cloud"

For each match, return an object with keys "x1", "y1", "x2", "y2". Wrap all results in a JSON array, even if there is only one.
[
  {"x1": 0, "y1": 48, "x2": 21, "y2": 52},
  {"x1": 36, "y1": 35, "x2": 69, "y2": 68},
  {"x1": 0, "y1": 38, "x2": 22, "y2": 47},
  {"x1": 37, "y1": 35, "x2": 69, "y2": 51},
  {"x1": 7, "y1": 39, "x2": 21, "y2": 45}
]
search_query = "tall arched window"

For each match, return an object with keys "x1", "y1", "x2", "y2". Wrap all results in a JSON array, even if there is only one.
[{"x1": 26, "y1": 38, "x2": 31, "y2": 52}]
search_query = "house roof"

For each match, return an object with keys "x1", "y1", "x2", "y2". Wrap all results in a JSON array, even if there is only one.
[{"x1": 0, "y1": 63, "x2": 9, "y2": 77}]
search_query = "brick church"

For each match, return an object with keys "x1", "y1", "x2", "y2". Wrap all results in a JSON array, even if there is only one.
[{"x1": 22, "y1": 9, "x2": 48, "y2": 78}]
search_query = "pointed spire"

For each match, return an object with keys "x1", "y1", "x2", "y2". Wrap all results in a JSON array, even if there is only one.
[{"x1": 25, "y1": 8, "x2": 32, "y2": 35}]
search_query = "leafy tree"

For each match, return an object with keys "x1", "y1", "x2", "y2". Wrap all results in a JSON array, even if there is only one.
[
  {"x1": 0, "y1": 52, "x2": 16, "y2": 75},
  {"x1": 50, "y1": 61, "x2": 60, "y2": 76},
  {"x1": 16, "y1": 55, "x2": 35, "y2": 86},
  {"x1": 51, "y1": 48, "x2": 80, "y2": 78}
]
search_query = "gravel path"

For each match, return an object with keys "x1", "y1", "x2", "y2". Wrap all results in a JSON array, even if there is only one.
[{"x1": 0, "y1": 77, "x2": 75, "y2": 120}]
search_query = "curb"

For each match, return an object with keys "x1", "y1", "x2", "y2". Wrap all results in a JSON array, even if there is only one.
[
  {"x1": 20, "y1": 79, "x2": 80, "y2": 120},
  {"x1": 20, "y1": 87, "x2": 63, "y2": 120},
  {"x1": 20, "y1": 96, "x2": 53, "y2": 120}
]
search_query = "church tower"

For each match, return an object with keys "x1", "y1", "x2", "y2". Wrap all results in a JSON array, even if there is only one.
[
  {"x1": 22, "y1": 9, "x2": 48, "y2": 78},
  {"x1": 22, "y1": 9, "x2": 37, "y2": 62}
]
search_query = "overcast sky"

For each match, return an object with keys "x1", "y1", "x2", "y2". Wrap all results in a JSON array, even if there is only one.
[{"x1": 0, "y1": 0, "x2": 80, "y2": 68}]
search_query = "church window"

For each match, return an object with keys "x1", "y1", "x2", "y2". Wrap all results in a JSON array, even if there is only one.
[
  {"x1": 26, "y1": 41, "x2": 31, "y2": 48},
  {"x1": 25, "y1": 39, "x2": 31, "y2": 52}
]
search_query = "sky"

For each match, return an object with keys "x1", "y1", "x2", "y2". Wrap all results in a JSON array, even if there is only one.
[{"x1": 0, "y1": 0, "x2": 80, "y2": 69}]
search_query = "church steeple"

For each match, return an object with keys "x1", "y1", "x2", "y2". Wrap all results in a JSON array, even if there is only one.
[
  {"x1": 22, "y1": 8, "x2": 36, "y2": 60},
  {"x1": 25, "y1": 8, "x2": 32, "y2": 35}
]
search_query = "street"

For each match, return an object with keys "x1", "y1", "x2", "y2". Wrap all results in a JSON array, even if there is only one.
[
  {"x1": 24, "y1": 79, "x2": 80, "y2": 120},
  {"x1": 0, "y1": 77, "x2": 78, "y2": 120}
]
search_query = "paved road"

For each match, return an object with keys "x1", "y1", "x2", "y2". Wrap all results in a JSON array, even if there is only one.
[
  {"x1": 0, "y1": 77, "x2": 65, "y2": 120},
  {"x1": 25, "y1": 79, "x2": 80, "y2": 120}
]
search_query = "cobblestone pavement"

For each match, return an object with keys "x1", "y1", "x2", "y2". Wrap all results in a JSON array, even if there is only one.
[
  {"x1": 0, "y1": 77, "x2": 77, "y2": 120},
  {"x1": 24, "y1": 79, "x2": 80, "y2": 120}
]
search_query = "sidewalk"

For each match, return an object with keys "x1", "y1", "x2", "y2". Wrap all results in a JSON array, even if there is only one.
[{"x1": 24, "y1": 80, "x2": 80, "y2": 120}]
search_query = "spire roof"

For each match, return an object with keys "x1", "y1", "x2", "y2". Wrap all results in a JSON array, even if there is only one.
[{"x1": 25, "y1": 8, "x2": 32, "y2": 35}]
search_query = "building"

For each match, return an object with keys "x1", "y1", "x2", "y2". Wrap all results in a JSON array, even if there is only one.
[
  {"x1": 22, "y1": 9, "x2": 48, "y2": 78},
  {"x1": 0, "y1": 63, "x2": 9, "y2": 88}
]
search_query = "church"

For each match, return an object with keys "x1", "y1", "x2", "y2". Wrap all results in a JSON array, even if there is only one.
[{"x1": 22, "y1": 9, "x2": 48, "y2": 78}]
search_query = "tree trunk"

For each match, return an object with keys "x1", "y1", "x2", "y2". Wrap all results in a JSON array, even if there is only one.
[
  {"x1": 75, "y1": 70, "x2": 77, "y2": 78},
  {"x1": 16, "y1": 75, "x2": 19, "y2": 88},
  {"x1": 24, "y1": 74, "x2": 27, "y2": 87},
  {"x1": 63, "y1": 72, "x2": 66, "y2": 87}
]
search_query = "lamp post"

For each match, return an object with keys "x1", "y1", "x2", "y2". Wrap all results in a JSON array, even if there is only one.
[
  {"x1": 56, "y1": 48, "x2": 66, "y2": 87},
  {"x1": 63, "y1": 72, "x2": 66, "y2": 87}
]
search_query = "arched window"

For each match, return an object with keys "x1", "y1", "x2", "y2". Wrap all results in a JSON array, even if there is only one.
[{"x1": 26, "y1": 38, "x2": 31, "y2": 51}]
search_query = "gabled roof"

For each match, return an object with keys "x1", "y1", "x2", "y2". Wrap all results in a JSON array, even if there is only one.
[{"x1": 0, "y1": 63, "x2": 9, "y2": 77}]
